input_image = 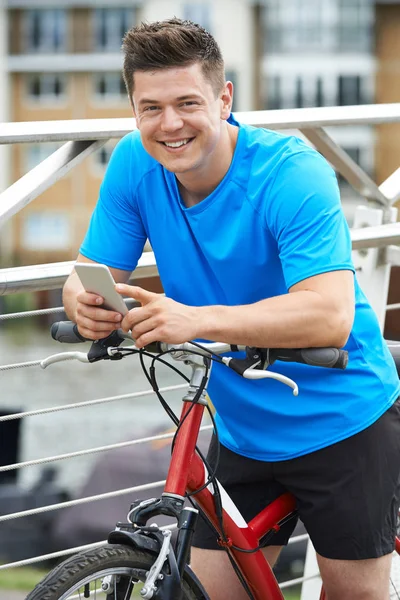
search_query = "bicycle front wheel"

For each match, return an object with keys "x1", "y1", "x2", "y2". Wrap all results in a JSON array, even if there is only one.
[{"x1": 26, "y1": 543, "x2": 208, "y2": 600}]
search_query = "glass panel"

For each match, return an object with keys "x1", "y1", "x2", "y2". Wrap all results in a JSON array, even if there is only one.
[
  {"x1": 183, "y1": 4, "x2": 211, "y2": 32},
  {"x1": 94, "y1": 8, "x2": 136, "y2": 51},
  {"x1": 25, "y1": 143, "x2": 61, "y2": 173},
  {"x1": 93, "y1": 73, "x2": 127, "y2": 100},
  {"x1": 316, "y1": 77, "x2": 324, "y2": 107},
  {"x1": 26, "y1": 9, "x2": 66, "y2": 53},
  {"x1": 295, "y1": 77, "x2": 303, "y2": 108},
  {"x1": 22, "y1": 211, "x2": 71, "y2": 250},
  {"x1": 93, "y1": 141, "x2": 117, "y2": 171},
  {"x1": 337, "y1": 146, "x2": 361, "y2": 186},
  {"x1": 337, "y1": 0, "x2": 373, "y2": 52},
  {"x1": 263, "y1": 0, "x2": 331, "y2": 53},
  {"x1": 27, "y1": 74, "x2": 66, "y2": 101},
  {"x1": 265, "y1": 75, "x2": 281, "y2": 110},
  {"x1": 337, "y1": 75, "x2": 361, "y2": 105}
]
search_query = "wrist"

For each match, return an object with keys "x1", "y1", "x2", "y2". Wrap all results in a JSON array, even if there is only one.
[{"x1": 195, "y1": 305, "x2": 223, "y2": 340}]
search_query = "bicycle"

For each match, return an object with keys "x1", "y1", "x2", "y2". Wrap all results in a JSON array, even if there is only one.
[{"x1": 26, "y1": 323, "x2": 400, "y2": 600}]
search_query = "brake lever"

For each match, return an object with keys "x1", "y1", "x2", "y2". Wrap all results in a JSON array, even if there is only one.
[
  {"x1": 40, "y1": 352, "x2": 89, "y2": 369},
  {"x1": 242, "y1": 368, "x2": 299, "y2": 396}
]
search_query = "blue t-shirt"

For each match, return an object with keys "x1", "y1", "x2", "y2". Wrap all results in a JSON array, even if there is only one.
[{"x1": 81, "y1": 121, "x2": 400, "y2": 461}]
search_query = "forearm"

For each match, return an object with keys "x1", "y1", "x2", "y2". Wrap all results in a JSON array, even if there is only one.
[{"x1": 196, "y1": 290, "x2": 352, "y2": 349}]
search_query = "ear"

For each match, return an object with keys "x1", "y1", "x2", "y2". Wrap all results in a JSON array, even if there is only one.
[{"x1": 220, "y1": 81, "x2": 234, "y2": 121}]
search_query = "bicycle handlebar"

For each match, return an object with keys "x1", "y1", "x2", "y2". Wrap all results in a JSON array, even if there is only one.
[
  {"x1": 51, "y1": 321, "x2": 87, "y2": 344},
  {"x1": 50, "y1": 321, "x2": 348, "y2": 369},
  {"x1": 268, "y1": 347, "x2": 348, "y2": 370}
]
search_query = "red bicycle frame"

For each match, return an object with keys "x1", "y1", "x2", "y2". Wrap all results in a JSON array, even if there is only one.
[{"x1": 164, "y1": 399, "x2": 400, "y2": 600}]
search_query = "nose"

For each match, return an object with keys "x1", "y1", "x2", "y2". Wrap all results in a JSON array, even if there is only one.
[{"x1": 160, "y1": 106, "x2": 184, "y2": 132}]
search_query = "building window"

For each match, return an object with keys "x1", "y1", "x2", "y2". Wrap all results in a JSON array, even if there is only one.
[
  {"x1": 338, "y1": 75, "x2": 362, "y2": 106},
  {"x1": 337, "y1": 146, "x2": 362, "y2": 187},
  {"x1": 93, "y1": 73, "x2": 126, "y2": 101},
  {"x1": 26, "y1": 74, "x2": 66, "y2": 102},
  {"x1": 315, "y1": 77, "x2": 324, "y2": 107},
  {"x1": 266, "y1": 75, "x2": 281, "y2": 110},
  {"x1": 25, "y1": 9, "x2": 67, "y2": 53},
  {"x1": 25, "y1": 143, "x2": 62, "y2": 173},
  {"x1": 337, "y1": 0, "x2": 373, "y2": 52},
  {"x1": 94, "y1": 8, "x2": 136, "y2": 52},
  {"x1": 295, "y1": 77, "x2": 303, "y2": 108},
  {"x1": 92, "y1": 142, "x2": 117, "y2": 175},
  {"x1": 22, "y1": 212, "x2": 71, "y2": 250},
  {"x1": 183, "y1": 4, "x2": 211, "y2": 32},
  {"x1": 263, "y1": 0, "x2": 330, "y2": 53}
]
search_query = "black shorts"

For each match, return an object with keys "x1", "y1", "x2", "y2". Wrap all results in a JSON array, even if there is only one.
[{"x1": 192, "y1": 398, "x2": 400, "y2": 560}]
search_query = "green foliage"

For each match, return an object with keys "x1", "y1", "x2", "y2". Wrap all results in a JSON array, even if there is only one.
[{"x1": 0, "y1": 566, "x2": 48, "y2": 591}]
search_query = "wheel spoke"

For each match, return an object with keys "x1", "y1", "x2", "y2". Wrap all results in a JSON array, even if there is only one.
[{"x1": 25, "y1": 544, "x2": 202, "y2": 600}]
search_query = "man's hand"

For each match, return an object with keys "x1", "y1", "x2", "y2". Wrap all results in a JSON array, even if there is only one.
[
  {"x1": 117, "y1": 284, "x2": 200, "y2": 348},
  {"x1": 75, "y1": 290, "x2": 123, "y2": 340}
]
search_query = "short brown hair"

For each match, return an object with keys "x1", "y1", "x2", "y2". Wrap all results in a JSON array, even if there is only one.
[{"x1": 122, "y1": 18, "x2": 225, "y2": 103}]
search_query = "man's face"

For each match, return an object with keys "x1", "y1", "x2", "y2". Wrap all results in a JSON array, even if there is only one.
[{"x1": 131, "y1": 62, "x2": 232, "y2": 177}]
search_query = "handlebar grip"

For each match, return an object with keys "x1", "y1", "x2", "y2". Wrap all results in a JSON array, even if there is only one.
[
  {"x1": 270, "y1": 347, "x2": 348, "y2": 370},
  {"x1": 51, "y1": 321, "x2": 88, "y2": 344}
]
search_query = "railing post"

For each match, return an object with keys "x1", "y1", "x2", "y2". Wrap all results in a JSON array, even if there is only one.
[
  {"x1": 300, "y1": 540, "x2": 322, "y2": 599},
  {"x1": 352, "y1": 204, "x2": 398, "y2": 330}
]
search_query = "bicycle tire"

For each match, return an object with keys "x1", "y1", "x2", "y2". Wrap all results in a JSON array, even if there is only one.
[{"x1": 25, "y1": 543, "x2": 208, "y2": 600}]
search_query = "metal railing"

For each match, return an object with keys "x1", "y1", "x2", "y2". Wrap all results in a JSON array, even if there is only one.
[{"x1": 1, "y1": 104, "x2": 400, "y2": 598}]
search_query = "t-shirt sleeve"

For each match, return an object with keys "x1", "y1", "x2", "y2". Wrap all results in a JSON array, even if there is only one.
[
  {"x1": 266, "y1": 149, "x2": 354, "y2": 290},
  {"x1": 80, "y1": 134, "x2": 147, "y2": 271}
]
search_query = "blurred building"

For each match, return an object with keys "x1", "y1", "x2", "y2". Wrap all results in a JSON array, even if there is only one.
[{"x1": 1, "y1": 0, "x2": 399, "y2": 266}]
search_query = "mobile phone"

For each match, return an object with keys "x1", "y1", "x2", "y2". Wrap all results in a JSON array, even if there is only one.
[{"x1": 74, "y1": 263, "x2": 128, "y2": 316}]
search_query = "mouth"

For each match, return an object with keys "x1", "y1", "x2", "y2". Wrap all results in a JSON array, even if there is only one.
[{"x1": 159, "y1": 138, "x2": 194, "y2": 151}]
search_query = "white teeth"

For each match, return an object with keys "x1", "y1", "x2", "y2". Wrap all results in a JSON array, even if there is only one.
[{"x1": 164, "y1": 139, "x2": 190, "y2": 148}]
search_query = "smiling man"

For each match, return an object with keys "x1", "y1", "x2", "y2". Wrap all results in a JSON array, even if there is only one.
[{"x1": 63, "y1": 18, "x2": 400, "y2": 600}]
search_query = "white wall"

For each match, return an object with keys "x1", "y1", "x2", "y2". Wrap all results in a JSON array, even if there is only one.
[{"x1": 212, "y1": 0, "x2": 254, "y2": 111}]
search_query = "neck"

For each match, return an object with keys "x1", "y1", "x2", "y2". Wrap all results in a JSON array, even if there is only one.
[{"x1": 177, "y1": 123, "x2": 238, "y2": 207}]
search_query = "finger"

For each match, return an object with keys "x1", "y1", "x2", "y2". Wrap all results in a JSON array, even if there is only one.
[
  {"x1": 77, "y1": 304, "x2": 123, "y2": 324},
  {"x1": 77, "y1": 316, "x2": 119, "y2": 339},
  {"x1": 116, "y1": 284, "x2": 157, "y2": 305},
  {"x1": 135, "y1": 328, "x2": 160, "y2": 349},
  {"x1": 77, "y1": 290, "x2": 105, "y2": 306},
  {"x1": 130, "y1": 316, "x2": 159, "y2": 340},
  {"x1": 120, "y1": 305, "x2": 154, "y2": 331}
]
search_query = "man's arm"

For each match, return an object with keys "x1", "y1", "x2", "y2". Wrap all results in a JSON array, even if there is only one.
[
  {"x1": 117, "y1": 269, "x2": 355, "y2": 349},
  {"x1": 63, "y1": 254, "x2": 132, "y2": 339}
]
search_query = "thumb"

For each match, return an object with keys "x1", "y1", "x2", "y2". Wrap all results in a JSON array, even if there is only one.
[{"x1": 115, "y1": 284, "x2": 157, "y2": 305}]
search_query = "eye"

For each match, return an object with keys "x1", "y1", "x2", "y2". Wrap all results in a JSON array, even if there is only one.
[
  {"x1": 143, "y1": 105, "x2": 159, "y2": 112},
  {"x1": 181, "y1": 101, "x2": 198, "y2": 107}
]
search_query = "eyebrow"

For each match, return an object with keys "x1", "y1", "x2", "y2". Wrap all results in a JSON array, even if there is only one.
[{"x1": 138, "y1": 94, "x2": 203, "y2": 106}]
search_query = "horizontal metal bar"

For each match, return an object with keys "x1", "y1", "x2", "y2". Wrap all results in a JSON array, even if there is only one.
[
  {"x1": 351, "y1": 223, "x2": 400, "y2": 250},
  {"x1": 387, "y1": 303, "x2": 400, "y2": 311},
  {"x1": 2, "y1": 104, "x2": 400, "y2": 145},
  {"x1": 0, "y1": 140, "x2": 105, "y2": 226},
  {"x1": 0, "y1": 118, "x2": 136, "y2": 144},
  {"x1": 0, "y1": 252, "x2": 158, "y2": 295},
  {"x1": 300, "y1": 127, "x2": 389, "y2": 207},
  {"x1": 1, "y1": 224, "x2": 399, "y2": 296},
  {"x1": 237, "y1": 103, "x2": 400, "y2": 130},
  {"x1": 7, "y1": 52, "x2": 123, "y2": 73}
]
